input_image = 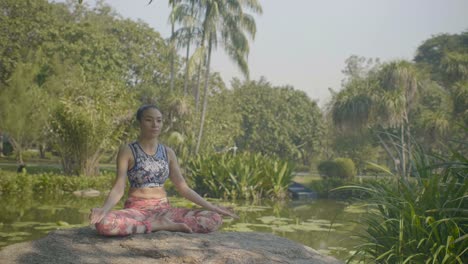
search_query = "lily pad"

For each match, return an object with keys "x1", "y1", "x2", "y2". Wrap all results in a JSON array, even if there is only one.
[
  {"x1": 305, "y1": 219, "x2": 331, "y2": 225},
  {"x1": 11, "y1": 221, "x2": 42, "y2": 228},
  {"x1": 0, "y1": 231, "x2": 31, "y2": 238},
  {"x1": 257, "y1": 216, "x2": 293, "y2": 224},
  {"x1": 235, "y1": 206, "x2": 269, "y2": 212},
  {"x1": 290, "y1": 222, "x2": 336, "y2": 232},
  {"x1": 8, "y1": 236, "x2": 26, "y2": 241},
  {"x1": 57, "y1": 221, "x2": 70, "y2": 226},
  {"x1": 344, "y1": 204, "x2": 368, "y2": 214},
  {"x1": 34, "y1": 225, "x2": 60, "y2": 230},
  {"x1": 271, "y1": 225, "x2": 295, "y2": 232},
  {"x1": 222, "y1": 223, "x2": 254, "y2": 232}
]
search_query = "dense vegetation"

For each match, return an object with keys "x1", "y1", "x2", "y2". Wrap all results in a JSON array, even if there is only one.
[
  {"x1": 0, "y1": 1, "x2": 467, "y2": 261},
  {"x1": 340, "y1": 148, "x2": 467, "y2": 263}
]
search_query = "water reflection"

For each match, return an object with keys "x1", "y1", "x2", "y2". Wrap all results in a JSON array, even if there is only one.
[{"x1": 0, "y1": 194, "x2": 363, "y2": 260}]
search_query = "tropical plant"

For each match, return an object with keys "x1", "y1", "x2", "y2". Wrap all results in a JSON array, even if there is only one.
[
  {"x1": 330, "y1": 60, "x2": 422, "y2": 178},
  {"x1": 185, "y1": 152, "x2": 294, "y2": 200},
  {"x1": 194, "y1": 0, "x2": 263, "y2": 154},
  {"x1": 340, "y1": 147, "x2": 468, "y2": 263}
]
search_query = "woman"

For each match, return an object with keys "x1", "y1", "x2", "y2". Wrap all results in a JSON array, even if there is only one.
[{"x1": 89, "y1": 104, "x2": 238, "y2": 236}]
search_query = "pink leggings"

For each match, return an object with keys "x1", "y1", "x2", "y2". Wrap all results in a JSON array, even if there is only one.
[{"x1": 95, "y1": 197, "x2": 222, "y2": 236}]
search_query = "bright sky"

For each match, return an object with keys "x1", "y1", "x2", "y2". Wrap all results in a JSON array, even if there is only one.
[{"x1": 60, "y1": 0, "x2": 468, "y2": 106}]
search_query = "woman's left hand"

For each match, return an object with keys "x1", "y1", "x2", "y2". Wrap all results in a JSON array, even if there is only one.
[{"x1": 213, "y1": 205, "x2": 239, "y2": 219}]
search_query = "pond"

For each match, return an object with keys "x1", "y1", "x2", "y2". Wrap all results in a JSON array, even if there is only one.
[{"x1": 0, "y1": 193, "x2": 365, "y2": 261}]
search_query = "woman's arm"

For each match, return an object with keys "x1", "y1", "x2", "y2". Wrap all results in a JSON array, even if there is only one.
[
  {"x1": 90, "y1": 145, "x2": 130, "y2": 224},
  {"x1": 167, "y1": 147, "x2": 238, "y2": 218}
]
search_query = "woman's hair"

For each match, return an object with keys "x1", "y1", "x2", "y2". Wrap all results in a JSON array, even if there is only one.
[{"x1": 136, "y1": 104, "x2": 160, "y2": 121}]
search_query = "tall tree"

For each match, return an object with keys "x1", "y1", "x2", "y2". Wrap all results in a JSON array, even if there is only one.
[
  {"x1": 0, "y1": 59, "x2": 48, "y2": 165},
  {"x1": 195, "y1": 0, "x2": 263, "y2": 154},
  {"x1": 330, "y1": 59, "x2": 422, "y2": 178}
]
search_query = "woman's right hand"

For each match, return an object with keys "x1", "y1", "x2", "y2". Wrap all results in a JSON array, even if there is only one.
[{"x1": 89, "y1": 207, "x2": 107, "y2": 225}]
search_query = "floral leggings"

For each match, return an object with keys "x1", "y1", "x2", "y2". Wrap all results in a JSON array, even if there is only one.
[{"x1": 95, "y1": 197, "x2": 222, "y2": 236}]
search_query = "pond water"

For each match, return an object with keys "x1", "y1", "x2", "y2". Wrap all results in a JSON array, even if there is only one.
[{"x1": 0, "y1": 193, "x2": 365, "y2": 261}]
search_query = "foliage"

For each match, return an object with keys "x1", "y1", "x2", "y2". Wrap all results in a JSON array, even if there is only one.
[
  {"x1": 185, "y1": 152, "x2": 294, "y2": 200},
  {"x1": 0, "y1": 0, "x2": 174, "y2": 175},
  {"x1": 341, "y1": 149, "x2": 468, "y2": 263},
  {"x1": 317, "y1": 158, "x2": 356, "y2": 179},
  {"x1": 232, "y1": 78, "x2": 323, "y2": 163},
  {"x1": 48, "y1": 69, "x2": 135, "y2": 176},
  {"x1": 0, "y1": 59, "x2": 48, "y2": 164},
  {"x1": 0, "y1": 171, "x2": 114, "y2": 195}
]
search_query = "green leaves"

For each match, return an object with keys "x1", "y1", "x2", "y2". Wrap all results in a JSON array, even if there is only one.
[
  {"x1": 345, "y1": 149, "x2": 468, "y2": 263},
  {"x1": 185, "y1": 152, "x2": 294, "y2": 200}
]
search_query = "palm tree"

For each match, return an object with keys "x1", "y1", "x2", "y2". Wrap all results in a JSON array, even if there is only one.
[
  {"x1": 376, "y1": 61, "x2": 420, "y2": 178},
  {"x1": 167, "y1": 0, "x2": 182, "y2": 92},
  {"x1": 330, "y1": 61, "x2": 421, "y2": 178},
  {"x1": 173, "y1": 0, "x2": 202, "y2": 96},
  {"x1": 194, "y1": 0, "x2": 262, "y2": 154}
]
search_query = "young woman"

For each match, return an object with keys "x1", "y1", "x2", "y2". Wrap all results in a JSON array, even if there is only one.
[{"x1": 89, "y1": 104, "x2": 237, "y2": 236}]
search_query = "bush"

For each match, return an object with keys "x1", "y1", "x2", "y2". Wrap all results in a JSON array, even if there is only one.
[
  {"x1": 343, "y1": 149, "x2": 468, "y2": 263},
  {"x1": 0, "y1": 171, "x2": 115, "y2": 195},
  {"x1": 317, "y1": 158, "x2": 356, "y2": 179},
  {"x1": 317, "y1": 160, "x2": 337, "y2": 177},
  {"x1": 334, "y1": 158, "x2": 356, "y2": 179},
  {"x1": 185, "y1": 152, "x2": 294, "y2": 200}
]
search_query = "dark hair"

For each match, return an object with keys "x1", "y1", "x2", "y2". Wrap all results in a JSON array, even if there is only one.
[{"x1": 136, "y1": 104, "x2": 160, "y2": 121}]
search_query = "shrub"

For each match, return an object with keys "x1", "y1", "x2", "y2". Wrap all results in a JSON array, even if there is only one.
[
  {"x1": 317, "y1": 158, "x2": 356, "y2": 179},
  {"x1": 317, "y1": 160, "x2": 337, "y2": 178},
  {"x1": 341, "y1": 149, "x2": 468, "y2": 263},
  {"x1": 0, "y1": 171, "x2": 114, "y2": 195},
  {"x1": 185, "y1": 152, "x2": 294, "y2": 200},
  {"x1": 334, "y1": 158, "x2": 356, "y2": 179}
]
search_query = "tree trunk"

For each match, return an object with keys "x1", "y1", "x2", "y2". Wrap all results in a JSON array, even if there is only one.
[
  {"x1": 0, "y1": 130, "x2": 3, "y2": 157},
  {"x1": 194, "y1": 62, "x2": 202, "y2": 112},
  {"x1": 376, "y1": 132, "x2": 398, "y2": 173},
  {"x1": 8, "y1": 137, "x2": 24, "y2": 165},
  {"x1": 195, "y1": 38, "x2": 212, "y2": 154},
  {"x1": 170, "y1": 22, "x2": 176, "y2": 92},
  {"x1": 183, "y1": 3, "x2": 195, "y2": 96},
  {"x1": 39, "y1": 143, "x2": 46, "y2": 159},
  {"x1": 84, "y1": 151, "x2": 101, "y2": 176},
  {"x1": 183, "y1": 39, "x2": 191, "y2": 96}
]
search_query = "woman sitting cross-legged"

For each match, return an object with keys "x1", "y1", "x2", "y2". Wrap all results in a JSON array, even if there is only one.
[{"x1": 89, "y1": 104, "x2": 238, "y2": 236}]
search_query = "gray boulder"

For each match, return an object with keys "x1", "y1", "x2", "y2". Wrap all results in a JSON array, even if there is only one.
[{"x1": 0, "y1": 227, "x2": 343, "y2": 264}]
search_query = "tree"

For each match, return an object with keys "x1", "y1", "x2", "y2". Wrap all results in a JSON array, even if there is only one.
[
  {"x1": 330, "y1": 59, "x2": 422, "y2": 178},
  {"x1": 0, "y1": 59, "x2": 48, "y2": 165},
  {"x1": 232, "y1": 78, "x2": 323, "y2": 163},
  {"x1": 414, "y1": 31, "x2": 468, "y2": 150},
  {"x1": 194, "y1": 0, "x2": 263, "y2": 154},
  {"x1": 46, "y1": 62, "x2": 135, "y2": 176}
]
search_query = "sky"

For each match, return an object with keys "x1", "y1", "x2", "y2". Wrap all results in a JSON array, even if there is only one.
[{"x1": 60, "y1": 0, "x2": 468, "y2": 106}]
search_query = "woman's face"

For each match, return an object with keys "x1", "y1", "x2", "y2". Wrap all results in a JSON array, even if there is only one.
[{"x1": 139, "y1": 108, "x2": 163, "y2": 138}]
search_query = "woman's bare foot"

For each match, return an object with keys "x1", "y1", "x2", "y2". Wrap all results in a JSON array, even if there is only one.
[{"x1": 151, "y1": 216, "x2": 192, "y2": 233}]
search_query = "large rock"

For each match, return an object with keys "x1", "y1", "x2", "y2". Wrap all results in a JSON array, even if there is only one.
[{"x1": 0, "y1": 227, "x2": 342, "y2": 264}]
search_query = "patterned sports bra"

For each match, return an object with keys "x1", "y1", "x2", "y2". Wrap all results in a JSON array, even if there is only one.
[{"x1": 127, "y1": 142, "x2": 170, "y2": 188}]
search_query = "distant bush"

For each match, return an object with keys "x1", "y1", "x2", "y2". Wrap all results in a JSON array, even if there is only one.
[
  {"x1": 317, "y1": 160, "x2": 337, "y2": 177},
  {"x1": 0, "y1": 171, "x2": 115, "y2": 195},
  {"x1": 334, "y1": 158, "x2": 356, "y2": 179},
  {"x1": 317, "y1": 158, "x2": 356, "y2": 179}
]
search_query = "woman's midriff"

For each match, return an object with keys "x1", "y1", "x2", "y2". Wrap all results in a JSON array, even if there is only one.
[{"x1": 128, "y1": 186, "x2": 167, "y2": 199}]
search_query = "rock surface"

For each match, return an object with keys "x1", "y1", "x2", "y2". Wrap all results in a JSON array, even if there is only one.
[{"x1": 0, "y1": 227, "x2": 343, "y2": 264}]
